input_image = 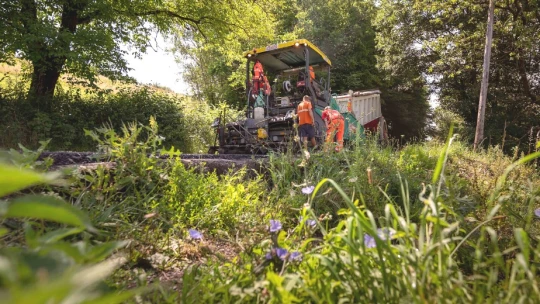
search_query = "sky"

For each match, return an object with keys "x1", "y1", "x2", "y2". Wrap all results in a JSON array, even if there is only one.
[{"x1": 123, "y1": 37, "x2": 189, "y2": 94}]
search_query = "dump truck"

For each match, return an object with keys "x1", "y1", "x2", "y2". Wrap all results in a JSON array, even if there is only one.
[{"x1": 209, "y1": 39, "x2": 387, "y2": 154}]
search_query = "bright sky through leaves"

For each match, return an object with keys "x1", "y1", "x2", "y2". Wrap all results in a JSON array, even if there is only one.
[{"x1": 124, "y1": 34, "x2": 189, "y2": 94}]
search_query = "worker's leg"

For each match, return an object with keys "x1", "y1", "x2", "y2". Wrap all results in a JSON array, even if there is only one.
[
  {"x1": 310, "y1": 137, "x2": 317, "y2": 149},
  {"x1": 301, "y1": 136, "x2": 308, "y2": 149},
  {"x1": 335, "y1": 120, "x2": 345, "y2": 152},
  {"x1": 325, "y1": 125, "x2": 336, "y2": 152},
  {"x1": 299, "y1": 125, "x2": 308, "y2": 150},
  {"x1": 312, "y1": 81, "x2": 321, "y2": 96}
]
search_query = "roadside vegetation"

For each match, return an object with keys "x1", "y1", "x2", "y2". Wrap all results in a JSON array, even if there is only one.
[
  {"x1": 1, "y1": 120, "x2": 539, "y2": 303},
  {"x1": 0, "y1": 78, "x2": 240, "y2": 153},
  {"x1": 2, "y1": 0, "x2": 540, "y2": 302}
]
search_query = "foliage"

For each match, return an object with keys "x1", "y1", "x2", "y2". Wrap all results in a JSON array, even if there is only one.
[
  {"x1": 266, "y1": 136, "x2": 438, "y2": 223},
  {"x1": 0, "y1": 87, "x2": 237, "y2": 153},
  {"x1": 2, "y1": 119, "x2": 540, "y2": 302},
  {"x1": 375, "y1": 0, "x2": 540, "y2": 149},
  {"x1": 0, "y1": 162, "x2": 143, "y2": 303},
  {"x1": 179, "y1": 142, "x2": 540, "y2": 303},
  {"x1": 77, "y1": 120, "x2": 267, "y2": 234},
  {"x1": 175, "y1": 1, "x2": 279, "y2": 107},
  {"x1": 0, "y1": 0, "x2": 262, "y2": 98}
]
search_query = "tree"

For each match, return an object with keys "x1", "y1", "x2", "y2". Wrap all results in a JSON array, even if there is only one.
[
  {"x1": 296, "y1": 0, "x2": 428, "y2": 139},
  {"x1": 0, "y1": 0, "x2": 252, "y2": 99},
  {"x1": 376, "y1": 0, "x2": 540, "y2": 150},
  {"x1": 296, "y1": 0, "x2": 380, "y2": 91},
  {"x1": 174, "y1": 0, "x2": 280, "y2": 106}
]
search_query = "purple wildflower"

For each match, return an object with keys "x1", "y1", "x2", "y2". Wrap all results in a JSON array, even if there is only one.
[
  {"x1": 265, "y1": 252, "x2": 273, "y2": 260},
  {"x1": 306, "y1": 219, "x2": 317, "y2": 228},
  {"x1": 188, "y1": 229, "x2": 203, "y2": 240},
  {"x1": 535, "y1": 208, "x2": 540, "y2": 218},
  {"x1": 301, "y1": 186, "x2": 315, "y2": 195},
  {"x1": 289, "y1": 251, "x2": 302, "y2": 262},
  {"x1": 269, "y1": 220, "x2": 282, "y2": 233},
  {"x1": 364, "y1": 234, "x2": 376, "y2": 248},
  {"x1": 276, "y1": 248, "x2": 288, "y2": 260}
]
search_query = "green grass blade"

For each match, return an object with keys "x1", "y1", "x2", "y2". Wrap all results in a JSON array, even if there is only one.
[{"x1": 432, "y1": 124, "x2": 454, "y2": 185}]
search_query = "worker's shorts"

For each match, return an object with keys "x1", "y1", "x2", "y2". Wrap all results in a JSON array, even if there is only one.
[{"x1": 298, "y1": 124, "x2": 315, "y2": 140}]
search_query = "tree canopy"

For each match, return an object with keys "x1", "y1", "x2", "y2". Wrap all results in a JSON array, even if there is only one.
[
  {"x1": 0, "y1": 0, "x2": 260, "y2": 98},
  {"x1": 376, "y1": 0, "x2": 540, "y2": 148}
]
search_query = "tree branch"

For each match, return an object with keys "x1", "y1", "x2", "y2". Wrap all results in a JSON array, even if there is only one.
[
  {"x1": 132, "y1": 9, "x2": 206, "y2": 25},
  {"x1": 114, "y1": 9, "x2": 211, "y2": 40}
]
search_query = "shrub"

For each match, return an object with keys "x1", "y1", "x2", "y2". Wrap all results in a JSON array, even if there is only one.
[
  {"x1": 0, "y1": 87, "x2": 240, "y2": 153},
  {"x1": 78, "y1": 120, "x2": 266, "y2": 234}
]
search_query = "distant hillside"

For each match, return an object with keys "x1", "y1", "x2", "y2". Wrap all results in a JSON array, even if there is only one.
[{"x1": 0, "y1": 61, "x2": 182, "y2": 97}]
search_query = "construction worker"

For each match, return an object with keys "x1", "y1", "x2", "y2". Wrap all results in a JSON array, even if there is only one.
[
  {"x1": 309, "y1": 66, "x2": 321, "y2": 96},
  {"x1": 322, "y1": 106, "x2": 345, "y2": 152},
  {"x1": 297, "y1": 95, "x2": 317, "y2": 150},
  {"x1": 252, "y1": 60, "x2": 271, "y2": 96}
]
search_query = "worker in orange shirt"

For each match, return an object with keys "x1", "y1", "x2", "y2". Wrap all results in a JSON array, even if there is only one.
[
  {"x1": 309, "y1": 66, "x2": 321, "y2": 96},
  {"x1": 297, "y1": 95, "x2": 317, "y2": 150},
  {"x1": 321, "y1": 106, "x2": 345, "y2": 152}
]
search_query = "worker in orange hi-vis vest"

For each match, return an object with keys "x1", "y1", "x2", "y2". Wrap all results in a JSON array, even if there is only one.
[
  {"x1": 321, "y1": 106, "x2": 345, "y2": 152},
  {"x1": 297, "y1": 95, "x2": 317, "y2": 150}
]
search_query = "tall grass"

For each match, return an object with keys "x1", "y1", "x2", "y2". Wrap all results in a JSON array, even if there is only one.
[
  {"x1": 176, "y1": 134, "x2": 540, "y2": 303},
  {"x1": 2, "y1": 117, "x2": 539, "y2": 303}
]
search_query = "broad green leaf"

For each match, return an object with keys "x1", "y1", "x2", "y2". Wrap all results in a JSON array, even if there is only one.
[
  {"x1": 41, "y1": 242, "x2": 86, "y2": 263},
  {"x1": 0, "y1": 164, "x2": 59, "y2": 197},
  {"x1": 12, "y1": 257, "x2": 127, "y2": 304},
  {"x1": 3, "y1": 195, "x2": 96, "y2": 232}
]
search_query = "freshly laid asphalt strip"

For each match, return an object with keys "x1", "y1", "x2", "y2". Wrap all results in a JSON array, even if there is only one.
[
  {"x1": 37, "y1": 152, "x2": 269, "y2": 176},
  {"x1": 38, "y1": 152, "x2": 267, "y2": 166}
]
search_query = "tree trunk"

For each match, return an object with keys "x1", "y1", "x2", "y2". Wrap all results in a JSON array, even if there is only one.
[
  {"x1": 29, "y1": 60, "x2": 64, "y2": 99},
  {"x1": 23, "y1": 0, "x2": 83, "y2": 100},
  {"x1": 473, "y1": 0, "x2": 495, "y2": 151}
]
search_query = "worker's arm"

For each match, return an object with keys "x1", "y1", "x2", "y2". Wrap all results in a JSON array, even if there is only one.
[{"x1": 321, "y1": 111, "x2": 328, "y2": 128}]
